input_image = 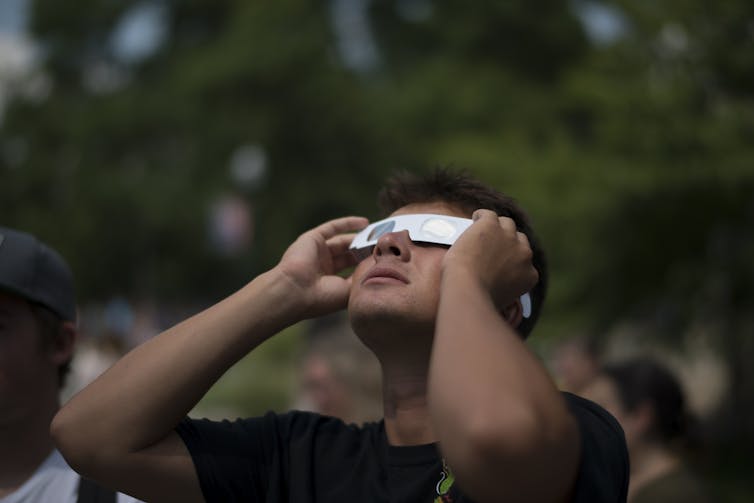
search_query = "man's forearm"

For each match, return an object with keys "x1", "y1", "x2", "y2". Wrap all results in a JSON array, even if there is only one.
[
  {"x1": 52, "y1": 269, "x2": 303, "y2": 462},
  {"x1": 429, "y1": 269, "x2": 579, "y2": 503}
]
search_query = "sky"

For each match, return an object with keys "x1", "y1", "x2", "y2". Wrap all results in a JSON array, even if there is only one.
[
  {"x1": 0, "y1": 0, "x2": 28, "y2": 35},
  {"x1": 0, "y1": 0, "x2": 626, "y2": 119},
  {"x1": 0, "y1": 0, "x2": 166, "y2": 64},
  {"x1": 0, "y1": 0, "x2": 627, "y2": 54}
]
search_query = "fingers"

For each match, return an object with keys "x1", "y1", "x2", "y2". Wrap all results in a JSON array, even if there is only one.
[
  {"x1": 516, "y1": 229, "x2": 531, "y2": 249},
  {"x1": 469, "y1": 208, "x2": 534, "y2": 266},
  {"x1": 465, "y1": 210, "x2": 539, "y2": 305},
  {"x1": 314, "y1": 217, "x2": 369, "y2": 272},
  {"x1": 311, "y1": 216, "x2": 369, "y2": 240},
  {"x1": 326, "y1": 233, "x2": 358, "y2": 252},
  {"x1": 471, "y1": 209, "x2": 518, "y2": 236},
  {"x1": 327, "y1": 233, "x2": 361, "y2": 271},
  {"x1": 472, "y1": 208, "x2": 498, "y2": 222},
  {"x1": 472, "y1": 210, "x2": 530, "y2": 245}
]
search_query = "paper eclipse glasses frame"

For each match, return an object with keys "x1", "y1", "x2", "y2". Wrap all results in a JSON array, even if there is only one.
[{"x1": 349, "y1": 213, "x2": 532, "y2": 318}]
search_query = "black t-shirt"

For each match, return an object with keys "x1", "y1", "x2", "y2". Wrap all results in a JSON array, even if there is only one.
[{"x1": 176, "y1": 392, "x2": 628, "y2": 502}]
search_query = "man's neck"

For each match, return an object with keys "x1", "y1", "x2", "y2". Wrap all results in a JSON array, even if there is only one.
[
  {"x1": 381, "y1": 366, "x2": 436, "y2": 446},
  {"x1": 0, "y1": 402, "x2": 59, "y2": 498}
]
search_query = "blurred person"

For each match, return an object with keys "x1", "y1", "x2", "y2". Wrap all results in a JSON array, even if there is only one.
[
  {"x1": 52, "y1": 169, "x2": 629, "y2": 502},
  {"x1": 295, "y1": 314, "x2": 382, "y2": 425},
  {"x1": 0, "y1": 226, "x2": 142, "y2": 503},
  {"x1": 582, "y1": 357, "x2": 711, "y2": 503},
  {"x1": 63, "y1": 332, "x2": 128, "y2": 402},
  {"x1": 550, "y1": 334, "x2": 602, "y2": 394}
]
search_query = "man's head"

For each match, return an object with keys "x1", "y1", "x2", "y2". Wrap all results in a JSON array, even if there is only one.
[
  {"x1": 370, "y1": 168, "x2": 547, "y2": 338},
  {"x1": 0, "y1": 227, "x2": 77, "y2": 390},
  {"x1": 583, "y1": 357, "x2": 688, "y2": 451}
]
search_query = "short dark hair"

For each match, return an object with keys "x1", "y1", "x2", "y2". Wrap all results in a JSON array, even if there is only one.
[
  {"x1": 29, "y1": 302, "x2": 73, "y2": 389},
  {"x1": 603, "y1": 357, "x2": 687, "y2": 444},
  {"x1": 377, "y1": 167, "x2": 547, "y2": 338}
]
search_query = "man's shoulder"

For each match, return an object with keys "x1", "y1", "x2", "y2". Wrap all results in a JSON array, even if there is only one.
[
  {"x1": 561, "y1": 391, "x2": 630, "y2": 502},
  {"x1": 178, "y1": 410, "x2": 384, "y2": 446},
  {"x1": 0, "y1": 450, "x2": 78, "y2": 503},
  {"x1": 269, "y1": 410, "x2": 385, "y2": 442},
  {"x1": 562, "y1": 391, "x2": 624, "y2": 433},
  {"x1": 0, "y1": 450, "x2": 144, "y2": 503},
  {"x1": 561, "y1": 390, "x2": 628, "y2": 456},
  {"x1": 176, "y1": 411, "x2": 387, "y2": 502},
  {"x1": 561, "y1": 391, "x2": 622, "y2": 422}
]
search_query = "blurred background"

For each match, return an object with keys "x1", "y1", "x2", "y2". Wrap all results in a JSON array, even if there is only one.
[{"x1": 1, "y1": 0, "x2": 752, "y2": 499}]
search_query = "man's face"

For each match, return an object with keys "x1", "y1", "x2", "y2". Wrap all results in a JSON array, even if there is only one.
[
  {"x1": 299, "y1": 353, "x2": 351, "y2": 420},
  {"x1": 348, "y1": 201, "x2": 467, "y2": 339},
  {"x1": 0, "y1": 292, "x2": 60, "y2": 426}
]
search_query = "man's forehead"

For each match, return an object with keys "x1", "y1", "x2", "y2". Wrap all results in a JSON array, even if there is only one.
[{"x1": 390, "y1": 201, "x2": 469, "y2": 218}]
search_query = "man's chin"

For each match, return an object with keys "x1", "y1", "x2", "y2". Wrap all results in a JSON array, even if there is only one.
[
  {"x1": 349, "y1": 305, "x2": 434, "y2": 339},
  {"x1": 349, "y1": 306, "x2": 404, "y2": 334},
  {"x1": 349, "y1": 311, "x2": 436, "y2": 365}
]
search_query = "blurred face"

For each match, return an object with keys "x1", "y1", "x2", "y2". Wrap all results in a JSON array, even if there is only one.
[
  {"x1": 551, "y1": 342, "x2": 599, "y2": 394},
  {"x1": 0, "y1": 292, "x2": 61, "y2": 426},
  {"x1": 299, "y1": 354, "x2": 351, "y2": 420},
  {"x1": 348, "y1": 201, "x2": 467, "y2": 343}
]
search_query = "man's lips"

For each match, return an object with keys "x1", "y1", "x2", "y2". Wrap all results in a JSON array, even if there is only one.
[{"x1": 362, "y1": 266, "x2": 409, "y2": 285}]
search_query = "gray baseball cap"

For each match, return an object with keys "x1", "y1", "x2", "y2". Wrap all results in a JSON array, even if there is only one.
[{"x1": 0, "y1": 226, "x2": 76, "y2": 322}]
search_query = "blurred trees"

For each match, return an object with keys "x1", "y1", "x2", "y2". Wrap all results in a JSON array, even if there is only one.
[
  {"x1": 2, "y1": 0, "x2": 402, "y2": 300},
  {"x1": 6, "y1": 0, "x2": 750, "y2": 307},
  {"x1": 1, "y1": 0, "x2": 753, "y2": 495}
]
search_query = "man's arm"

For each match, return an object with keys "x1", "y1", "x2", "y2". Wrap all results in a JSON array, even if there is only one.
[
  {"x1": 51, "y1": 216, "x2": 367, "y2": 503},
  {"x1": 428, "y1": 210, "x2": 580, "y2": 503}
]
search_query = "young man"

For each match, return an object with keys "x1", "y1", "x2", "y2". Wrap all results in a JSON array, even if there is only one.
[
  {"x1": 0, "y1": 226, "x2": 142, "y2": 503},
  {"x1": 52, "y1": 170, "x2": 629, "y2": 502}
]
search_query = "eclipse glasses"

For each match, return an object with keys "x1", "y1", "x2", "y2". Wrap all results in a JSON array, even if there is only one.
[{"x1": 349, "y1": 213, "x2": 532, "y2": 318}]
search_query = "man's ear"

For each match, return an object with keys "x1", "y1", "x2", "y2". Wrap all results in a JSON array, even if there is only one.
[
  {"x1": 501, "y1": 300, "x2": 523, "y2": 329},
  {"x1": 49, "y1": 321, "x2": 77, "y2": 365}
]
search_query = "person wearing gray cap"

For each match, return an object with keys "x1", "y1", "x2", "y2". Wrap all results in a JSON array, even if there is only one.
[{"x1": 0, "y1": 227, "x2": 142, "y2": 503}]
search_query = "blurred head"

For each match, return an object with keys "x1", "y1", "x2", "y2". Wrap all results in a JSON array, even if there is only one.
[
  {"x1": 375, "y1": 168, "x2": 547, "y2": 338},
  {"x1": 550, "y1": 335, "x2": 601, "y2": 393},
  {"x1": 0, "y1": 227, "x2": 77, "y2": 390},
  {"x1": 298, "y1": 315, "x2": 382, "y2": 424},
  {"x1": 584, "y1": 357, "x2": 687, "y2": 450}
]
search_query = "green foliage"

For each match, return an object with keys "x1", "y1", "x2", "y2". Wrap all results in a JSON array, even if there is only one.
[
  {"x1": 194, "y1": 324, "x2": 303, "y2": 418},
  {"x1": 582, "y1": 176, "x2": 754, "y2": 333},
  {"x1": 1, "y1": 1, "x2": 748, "y2": 321}
]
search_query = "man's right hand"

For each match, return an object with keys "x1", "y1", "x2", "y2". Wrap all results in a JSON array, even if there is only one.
[{"x1": 275, "y1": 216, "x2": 368, "y2": 319}]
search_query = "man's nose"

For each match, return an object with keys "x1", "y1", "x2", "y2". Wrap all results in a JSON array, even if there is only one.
[{"x1": 373, "y1": 230, "x2": 412, "y2": 261}]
